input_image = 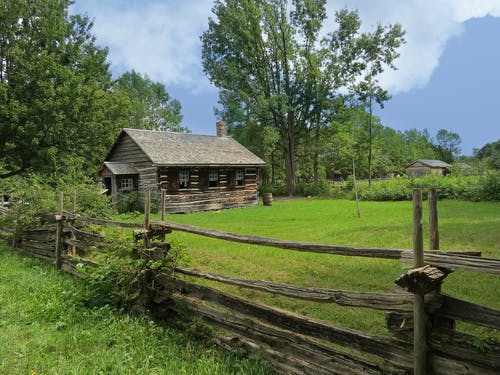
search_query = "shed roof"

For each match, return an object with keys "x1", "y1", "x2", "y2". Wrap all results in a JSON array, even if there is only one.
[
  {"x1": 118, "y1": 128, "x2": 265, "y2": 167},
  {"x1": 103, "y1": 162, "x2": 138, "y2": 175},
  {"x1": 406, "y1": 159, "x2": 452, "y2": 169}
]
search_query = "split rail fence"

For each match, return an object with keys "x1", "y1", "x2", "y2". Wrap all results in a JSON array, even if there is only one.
[{"x1": 0, "y1": 189, "x2": 499, "y2": 374}]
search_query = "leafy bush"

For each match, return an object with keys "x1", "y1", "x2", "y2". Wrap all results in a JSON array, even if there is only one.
[
  {"x1": 478, "y1": 171, "x2": 500, "y2": 201},
  {"x1": 78, "y1": 230, "x2": 189, "y2": 311},
  {"x1": 259, "y1": 182, "x2": 288, "y2": 196},
  {"x1": 0, "y1": 176, "x2": 114, "y2": 235},
  {"x1": 352, "y1": 173, "x2": 499, "y2": 202},
  {"x1": 116, "y1": 191, "x2": 141, "y2": 213},
  {"x1": 296, "y1": 180, "x2": 332, "y2": 197}
]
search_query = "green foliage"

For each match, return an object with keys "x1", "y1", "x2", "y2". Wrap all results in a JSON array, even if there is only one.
[
  {"x1": 434, "y1": 128, "x2": 462, "y2": 163},
  {"x1": 472, "y1": 337, "x2": 498, "y2": 353},
  {"x1": 114, "y1": 70, "x2": 187, "y2": 132},
  {"x1": 0, "y1": 0, "x2": 126, "y2": 178},
  {"x1": 79, "y1": 233, "x2": 188, "y2": 310},
  {"x1": 202, "y1": 0, "x2": 405, "y2": 195},
  {"x1": 116, "y1": 191, "x2": 141, "y2": 213},
  {"x1": 478, "y1": 171, "x2": 500, "y2": 201},
  {"x1": 0, "y1": 177, "x2": 113, "y2": 235},
  {"x1": 352, "y1": 173, "x2": 500, "y2": 202},
  {"x1": 475, "y1": 139, "x2": 500, "y2": 170},
  {"x1": 259, "y1": 182, "x2": 287, "y2": 196},
  {"x1": 296, "y1": 179, "x2": 332, "y2": 197}
]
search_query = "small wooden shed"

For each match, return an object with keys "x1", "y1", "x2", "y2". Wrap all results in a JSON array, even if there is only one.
[
  {"x1": 98, "y1": 122, "x2": 265, "y2": 213},
  {"x1": 405, "y1": 159, "x2": 452, "y2": 177}
]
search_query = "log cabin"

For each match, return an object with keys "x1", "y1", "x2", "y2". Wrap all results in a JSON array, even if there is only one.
[
  {"x1": 405, "y1": 159, "x2": 451, "y2": 177},
  {"x1": 98, "y1": 122, "x2": 265, "y2": 213}
]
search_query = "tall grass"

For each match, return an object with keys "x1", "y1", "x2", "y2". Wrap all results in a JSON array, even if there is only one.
[{"x1": 0, "y1": 245, "x2": 274, "y2": 375}]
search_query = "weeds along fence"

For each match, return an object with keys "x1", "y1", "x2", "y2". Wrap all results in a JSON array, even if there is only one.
[{"x1": 0, "y1": 189, "x2": 499, "y2": 374}]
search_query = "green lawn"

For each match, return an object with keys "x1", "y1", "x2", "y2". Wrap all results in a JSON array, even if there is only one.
[
  {"x1": 150, "y1": 198, "x2": 500, "y2": 338},
  {"x1": 0, "y1": 245, "x2": 274, "y2": 375}
]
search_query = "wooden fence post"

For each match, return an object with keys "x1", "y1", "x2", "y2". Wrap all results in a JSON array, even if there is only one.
[
  {"x1": 144, "y1": 189, "x2": 151, "y2": 247},
  {"x1": 68, "y1": 190, "x2": 77, "y2": 256},
  {"x1": 55, "y1": 192, "x2": 64, "y2": 269},
  {"x1": 412, "y1": 188, "x2": 426, "y2": 375},
  {"x1": 428, "y1": 188, "x2": 439, "y2": 250},
  {"x1": 161, "y1": 189, "x2": 166, "y2": 221}
]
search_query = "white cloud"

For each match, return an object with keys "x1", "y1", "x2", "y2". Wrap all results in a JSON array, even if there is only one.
[
  {"x1": 72, "y1": 0, "x2": 214, "y2": 91},
  {"x1": 72, "y1": 0, "x2": 500, "y2": 95},
  {"x1": 325, "y1": 0, "x2": 500, "y2": 93}
]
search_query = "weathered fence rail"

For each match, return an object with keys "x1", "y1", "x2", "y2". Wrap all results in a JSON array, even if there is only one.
[{"x1": 0, "y1": 189, "x2": 498, "y2": 375}]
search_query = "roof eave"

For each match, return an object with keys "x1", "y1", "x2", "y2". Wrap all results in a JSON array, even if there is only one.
[{"x1": 152, "y1": 163, "x2": 266, "y2": 168}]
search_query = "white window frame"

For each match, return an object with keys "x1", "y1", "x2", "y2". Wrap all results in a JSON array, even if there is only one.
[
  {"x1": 120, "y1": 177, "x2": 134, "y2": 191},
  {"x1": 208, "y1": 170, "x2": 218, "y2": 187},
  {"x1": 235, "y1": 169, "x2": 245, "y2": 186},
  {"x1": 179, "y1": 170, "x2": 189, "y2": 189},
  {"x1": 209, "y1": 170, "x2": 218, "y2": 182}
]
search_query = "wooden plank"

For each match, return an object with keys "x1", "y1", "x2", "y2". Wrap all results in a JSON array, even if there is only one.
[
  {"x1": 152, "y1": 221, "x2": 406, "y2": 259},
  {"x1": 430, "y1": 353, "x2": 499, "y2": 375},
  {"x1": 168, "y1": 295, "x2": 406, "y2": 375},
  {"x1": 175, "y1": 267, "x2": 413, "y2": 312},
  {"x1": 401, "y1": 252, "x2": 500, "y2": 274},
  {"x1": 155, "y1": 219, "x2": 499, "y2": 272},
  {"x1": 160, "y1": 277, "x2": 413, "y2": 369},
  {"x1": 165, "y1": 201, "x2": 259, "y2": 214},
  {"x1": 436, "y1": 294, "x2": 500, "y2": 330},
  {"x1": 428, "y1": 331, "x2": 500, "y2": 373},
  {"x1": 74, "y1": 216, "x2": 143, "y2": 229},
  {"x1": 64, "y1": 226, "x2": 105, "y2": 244},
  {"x1": 18, "y1": 241, "x2": 55, "y2": 252}
]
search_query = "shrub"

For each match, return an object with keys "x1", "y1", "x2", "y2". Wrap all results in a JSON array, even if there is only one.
[
  {"x1": 116, "y1": 191, "x2": 141, "y2": 213},
  {"x1": 296, "y1": 180, "x2": 332, "y2": 197},
  {"x1": 259, "y1": 182, "x2": 288, "y2": 196},
  {"x1": 0, "y1": 176, "x2": 114, "y2": 235},
  {"x1": 352, "y1": 174, "x2": 499, "y2": 202},
  {"x1": 79, "y1": 234, "x2": 189, "y2": 310},
  {"x1": 478, "y1": 171, "x2": 500, "y2": 201}
]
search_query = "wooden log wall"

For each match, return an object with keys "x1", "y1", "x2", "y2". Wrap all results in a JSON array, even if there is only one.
[
  {"x1": 107, "y1": 135, "x2": 158, "y2": 208},
  {"x1": 157, "y1": 167, "x2": 259, "y2": 213}
]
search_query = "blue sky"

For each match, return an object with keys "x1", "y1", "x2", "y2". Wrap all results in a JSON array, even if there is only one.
[{"x1": 71, "y1": 0, "x2": 500, "y2": 155}]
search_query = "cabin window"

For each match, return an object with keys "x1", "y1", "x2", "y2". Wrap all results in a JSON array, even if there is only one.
[
  {"x1": 120, "y1": 177, "x2": 134, "y2": 191},
  {"x1": 208, "y1": 170, "x2": 218, "y2": 187},
  {"x1": 179, "y1": 170, "x2": 190, "y2": 189},
  {"x1": 236, "y1": 169, "x2": 245, "y2": 186}
]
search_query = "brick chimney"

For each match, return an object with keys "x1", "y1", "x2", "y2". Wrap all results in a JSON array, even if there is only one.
[{"x1": 216, "y1": 121, "x2": 227, "y2": 137}]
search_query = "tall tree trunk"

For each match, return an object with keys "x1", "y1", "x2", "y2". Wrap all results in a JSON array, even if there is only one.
[
  {"x1": 313, "y1": 108, "x2": 321, "y2": 187},
  {"x1": 368, "y1": 97, "x2": 373, "y2": 187},
  {"x1": 284, "y1": 125, "x2": 296, "y2": 197},
  {"x1": 270, "y1": 150, "x2": 274, "y2": 184}
]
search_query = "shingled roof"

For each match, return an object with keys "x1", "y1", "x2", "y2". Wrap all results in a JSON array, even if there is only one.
[
  {"x1": 406, "y1": 159, "x2": 452, "y2": 168},
  {"x1": 116, "y1": 128, "x2": 265, "y2": 167}
]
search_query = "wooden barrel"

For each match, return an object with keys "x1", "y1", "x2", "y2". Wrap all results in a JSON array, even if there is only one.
[{"x1": 262, "y1": 192, "x2": 273, "y2": 206}]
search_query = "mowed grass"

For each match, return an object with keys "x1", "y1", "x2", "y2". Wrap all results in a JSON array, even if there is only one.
[
  {"x1": 151, "y1": 199, "x2": 500, "y2": 338},
  {"x1": 0, "y1": 245, "x2": 274, "y2": 375}
]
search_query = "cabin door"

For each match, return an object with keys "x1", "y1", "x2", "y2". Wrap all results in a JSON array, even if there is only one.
[{"x1": 104, "y1": 177, "x2": 112, "y2": 196}]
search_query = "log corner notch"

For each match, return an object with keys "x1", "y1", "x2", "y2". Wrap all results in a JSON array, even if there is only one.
[{"x1": 395, "y1": 265, "x2": 453, "y2": 295}]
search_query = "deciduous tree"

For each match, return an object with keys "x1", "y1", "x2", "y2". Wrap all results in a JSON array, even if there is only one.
[
  {"x1": 114, "y1": 70, "x2": 186, "y2": 132},
  {"x1": 201, "y1": 0, "x2": 404, "y2": 195},
  {"x1": 0, "y1": 0, "x2": 121, "y2": 178}
]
